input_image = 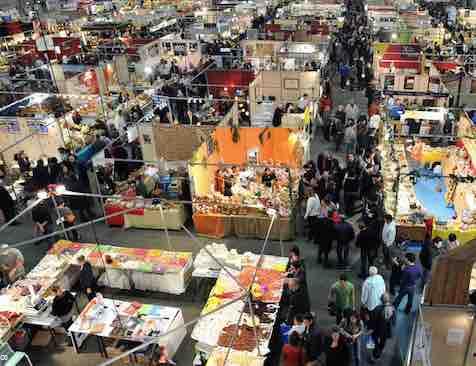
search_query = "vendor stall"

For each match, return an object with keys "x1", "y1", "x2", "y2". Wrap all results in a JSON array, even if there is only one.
[
  {"x1": 69, "y1": 297, "x2": 186, "y2": 358},
  {"x1": 373, "y1": 43, "x2": 450, "y2": 107},
  {"x1": 104, "y1": 199, "x2": 186, "y2": 230},
  {"x1": 248, "y1": 70, "x2": 319, "y2": 125},
  {"x1": 189, "y1": 127, "x2": 304, "y2": 240},
  {"x1": 382, "y1": 136, "x2": 476, "y2": 245},
  {"x1": 191, "y1": 252, "x2": 288, "y2": 358},
  {"x1": 49, "y1": 240, "x2": 193, "y2": 294}
]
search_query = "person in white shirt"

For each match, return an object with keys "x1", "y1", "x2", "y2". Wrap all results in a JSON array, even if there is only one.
[
  {"x1": 447, "y1": 233, "x2": 460, "y2": 251},
  {"x1": 382, "y1": 214, "x2": 397, "y2": 268},
  {"x1": 298, "y1": 94, "x2": 310, "y2": 112},
  {"x1": 361, "y1": 266, "x2": 386, "y2": 318},
  {"x1": 304, "y1": 186, "x2": 321, "y2": 244},
  {"x1": 369, "y1": 114, "x2": 381, "y2": 138},
  {"x1": 345, "y1": 102, "x2": 359, "y2": 122}
]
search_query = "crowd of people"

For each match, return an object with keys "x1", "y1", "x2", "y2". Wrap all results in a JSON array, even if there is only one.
[{"x1": 280, "y1": 243, "x2": 400, "y2": 366}]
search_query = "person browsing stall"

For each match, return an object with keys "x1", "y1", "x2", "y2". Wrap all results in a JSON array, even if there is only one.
[{"x1": 77, "y1": 255, "x2": 97, "y2": 301}]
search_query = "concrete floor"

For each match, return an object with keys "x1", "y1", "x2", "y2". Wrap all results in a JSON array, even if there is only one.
[{"x1": 1, "y1": 76, "x2": 409, "y2": 366}]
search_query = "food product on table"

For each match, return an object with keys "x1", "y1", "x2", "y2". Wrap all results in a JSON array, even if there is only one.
[{"x1": 217, "y1": 324, "x2": 261, "y2": 352}]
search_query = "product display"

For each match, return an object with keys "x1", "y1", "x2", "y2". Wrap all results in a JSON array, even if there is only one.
[
  {"x1": 69, "y1": 297, "x2": 186, "y2": 357},
  {"x1": 192, "y1": 253, "x2": 287, "y2": 356}
]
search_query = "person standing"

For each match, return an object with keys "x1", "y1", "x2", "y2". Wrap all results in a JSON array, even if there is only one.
[
  {"x1": 339, "y1": 310, "x2": 364, "y2": 366},
  {"x1": 419, "y1": 235, "x2": 435, "y2": 291},
  {"x1": 393, "y1": 253, "x2": 422, "y2": 314},
  {"x1": 51, "y1": 285, "x2": 75, "y2": 332},
  {"x1": 361, "y1": 266, "x2": 386, "y2": 327},
  {"x1": 344, "y1": 121, "x2": 357, "y2": 155},
  {"x1": 345, "y1": 102, "x2": 360, "y2": 123},
  {"x1": 382, "y1": 214, "x2": 396, "y2": 268},
  {"x1": 370, "y1": 293, "x2": 395, "y2": 363},
  {"x1": 335, "y1": 219, "x2": 355, "y2": 269},
  {"x1": 325, "y1": 326, "x2": 351, "y2": 366},
  {"x1": 329, "y1": 274, "x2": 355, "y2": 324},
  {"x1": 302, "y1": 313, "x2": 323, "y2": 366},
  {"x1": 286, "y1": 278, "x2": 310, "y2": 325},
  {"x1": 356, "y1": 222, "x2": 380, "y2": 278},
  {"x1": 304, "y1": 186, "x2": 321, "y2": 245},
  {"x1": 0, "y1": 185, "x2": 15, "y2": 224},
  {"x1": 281, "y1": 331, "x2": 305, "y2": 366},
  {"x1": 77, "y1": 255, "x2": 97, "y2": 301},
  {"x1": 32, "y1": 200, "x2": 54, "y2": 246},
  {"x1": 339, "y1": 62, "x2": 351, "y2": 90},
  {"x1": 318, "y1": 211, "x2": 337, "y2": 267}
]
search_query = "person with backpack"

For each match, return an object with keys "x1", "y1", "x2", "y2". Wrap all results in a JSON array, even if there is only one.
[{"x1": 369, "y1": 293, "x2": 395, "y2": 363}]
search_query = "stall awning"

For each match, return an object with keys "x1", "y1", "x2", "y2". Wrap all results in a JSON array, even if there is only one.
[{"x1": 379, "y1": 44, "x2": 421, "y2": 71}]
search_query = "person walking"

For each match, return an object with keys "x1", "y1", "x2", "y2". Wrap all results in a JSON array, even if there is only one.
[
  {"x1": 382, "y1": 214, "x2": 396, "y2": 268},
  {"x1": 304, "y1": 186, "x2": 321, "y2": 245},
  {"x1": 344, "y1": 121, "x2": 357, "y2": 155},
  {"x1": 356, "y1": 223, "x2": 380, "y2": 278},
  {"x1": 339, "y1": 62, "x2": 351, "y2": 90},
  {"x1": 329, "y1": 274, "x2": 355, "y2": 324},
  {"x1": 339, "y1": 310, "x2": 364, "y2": 366},
  {"x1": 393, "y1": 253, "x2": 422, "y2": 314},
  {"x1": 302, "y1": 313, "x2": 323, "y2": 366},
  {"x1": 318, "y1": 211, "x2": 337, "y2": 267},
  {"x1": 325, "y1": 326, "x2": 351, "y2": 366},
  {"x1": 335, "y1": 219, "x2": 355, "y2": 269},
  {"x1": 282, "y1": 331, "x2": 305, "y2": 366},
  {"x1": 361, "y1": 266, "x2": 386, "y2": 327},
  {"x1": 370, "y1": 293, "x2": 395, "y2": 363}
]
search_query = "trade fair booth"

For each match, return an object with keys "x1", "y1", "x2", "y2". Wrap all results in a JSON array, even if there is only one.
[
  {"x1": 381, "y1": 127, "x2": 476, "y2": 244},
  {"x1": 248, "y1": 70, "x2": 319, "y2": 125},
  {"x1": 189, "y1": 127, "x2": 305, "y2": 240},
  {"x1": 374, "y1": 43, "x2": 450, "y2": 107}
]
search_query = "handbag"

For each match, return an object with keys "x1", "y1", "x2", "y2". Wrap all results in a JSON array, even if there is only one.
[{"x1": 328, "y1": 301, "x2": 336, "y2": 316}]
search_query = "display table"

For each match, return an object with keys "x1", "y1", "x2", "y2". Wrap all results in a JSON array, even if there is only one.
[
  {"x1": 192, "y1": 254, "x2": 288, "y2": 357},
  {"x1": 193, "y1": 213, "x2": 294, "y2": 240},
  {"x1": 49, "y1": 241, "x2": 193, "y2": 295},
  {"x1": 69, "y1": 298, "x2": 186, "y2": 358},
  {"x1": 105, "y1": 204, "x2": 186, "y2": 230},
  {"x1": 397, "y1": 223, "x2": 428, "y2": 242},
  {"x1": 123, "y1": 206, "x2": 186, "y2": 230}
]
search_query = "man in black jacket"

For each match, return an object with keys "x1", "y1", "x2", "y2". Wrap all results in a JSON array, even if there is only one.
[
  {"x1": 302, "y1": 312, "x2": 323, "y2": 365},
  {"x1": 286, "y1": 278, "x2": 310, "y2": 324},
  {"x1": 335, "y1": 219, "x2": 355, "y2": 269},
  {"x1": 317, "y1": 212, "x2": 337, "y2": 268},
  {"x1": 356, "y1": 221, "x2": 380, "y2": 278},
  {"x1": 419, "y1": 235, "x2": 436, "y2": 291},
  {"x1": 51, "y1": 285, "x2": 75, "y2": 330},
  {"x1": 77, "y1": 255, "x2": 96, "y2": 301}
]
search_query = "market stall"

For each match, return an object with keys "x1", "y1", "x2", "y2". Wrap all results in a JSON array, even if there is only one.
[
  {"x1": 48, "y1": 240, "x2": 194, "y2": 294},
  {"x1": 373, "y1": 43, "x2": 450, "y2": 107},
  {"x1": 248, "y1": 70, "x2": 319, "y2": 125},
  {"x1": 104, "y1": 199, "x2": 186, "y2": 230},
  {"x1": 189, "y1": 127, "x2": 304, "y2": 240},
  {"x1": 191, "y1": 251, "x2": 288, "y2": 360},
  {"x1": 69, "y1": 297, "x2": 186, "y2": 358},
  {"x1": 382, "y1": 136, "x2": 476, "y2": 244},
  {"x1": 0, "y1": 93, "x2": 66, "y2": 163}
]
